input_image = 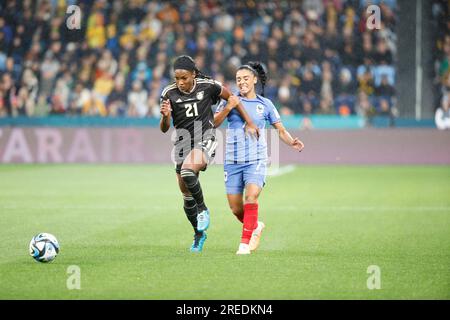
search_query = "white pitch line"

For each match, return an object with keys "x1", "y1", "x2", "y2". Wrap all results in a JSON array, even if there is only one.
[
  {"x1": 269, "y1": 206, "x2": 450, "y2": 212},
  {"x1": 267, "y1": 165, "x2": 296, "y2": 177}
]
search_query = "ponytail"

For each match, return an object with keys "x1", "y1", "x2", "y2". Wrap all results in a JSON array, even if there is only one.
[
  {"x1": 194, "y1": 67, "x2": 211, "y2": 80},
  {"x1": 238, "y1": 61, "x2": 267, "y2": 97}
]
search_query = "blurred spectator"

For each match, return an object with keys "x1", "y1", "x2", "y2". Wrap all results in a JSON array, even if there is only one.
[
  {"x1": 356, "y1": 91, "x2": 376, "y2": 121},
  {"x1": 435, "y1": 93, "x2": 450, "y2": 130},
  {"x1": 39, "y1": 52, "x2": 60, "y2": 99},
  {"x1": 1, "y1": 72, "x2": 16, "y2": 116},
  {"x1": 358, "y1": 68, "x2": 375, "y2": 96},
  {"x1": 87, "y1": 10, "x2": 106, "y2": 49},
  {"x1": 0, "y1": 90, "x2": 5, "y2": 117},
  {"x1": 127, "y1": 80, "x2": 148, "y2": 117},
  {"x1": 317, "y1": 97, "x2": 335, "y2": 115},
  {"x1": 93, "y1": 73, "x2": 114, "y2": 106},
  {"x1": 320, "y1": 61, "x2": 334, "y2": 106},
  {"x1": 20, "y1": 68, "x2": 38, "y2": 115},
  {"x1": 82, "y1": 90, "x2": 107, "y2": 116},
  {"x1": 334, "y1": 68, "x2": 357, "y2": 115},
  {"x1": 131, "y1": 61, "x2": 152, "y2": 86},
  {"x1": 278, "y1": 74, "x2": 299, "y2": 115},
  {"x1": 375, "y1": 74, "x2": 396, "y2": 98},
  {"x1": 377, "y1": 98, "x2": 392, "y2": 116},
  {"x1": 373, "y1": 39, "x2": 393, "y2": 65},
  {"x1": 67, "y1": 83, "x2": 85, "y2": 115},
  {"x1": 373, "y1": 64, "x2": 395, "y2": 88},
  {"x1": 432, "y1": 0, "x2": 449, "y2": 109},
  {"x1": 106, "y1": 75, "x2": 128, "y2": 116}
]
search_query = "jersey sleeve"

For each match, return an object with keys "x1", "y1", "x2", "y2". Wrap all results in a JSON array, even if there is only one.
[
  {"x1": 266, "y1": 99, "x2": 281, "y2": 124},
  {"x1": 208, "y1": 80, "x2": 223, "y2": 104},
  {"x1": 211, "y1": 80, "x2": 223, "y2": 98},
  {"x1": 160, "y1": 91, "x2": 168, "y2": 104},
  {"x1": 160, "y1": 83, "x2": 175, "y2": 104}
]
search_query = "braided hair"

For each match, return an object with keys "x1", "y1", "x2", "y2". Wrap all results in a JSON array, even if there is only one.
[
  {"x1": 173, "y1": 55, "x2": 211, "y2": 79},
  {"x1": 238, "y1": 61, "x2": 267, "y2": 97}
]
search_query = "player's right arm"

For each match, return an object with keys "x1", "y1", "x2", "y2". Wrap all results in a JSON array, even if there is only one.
[
  {"x1": 160, "y1": 98, "x2": 172, "y2": 133},
  {"x1": 219, "y1": 86, "x2": 259, "y2": 138}
]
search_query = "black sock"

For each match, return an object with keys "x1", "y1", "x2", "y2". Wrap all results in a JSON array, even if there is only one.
[
  {"x1": 180, "y1": 169, "x2": 207, "y2": 212},
  {"x1": 183, "y1": 196, "x2": 198, "y2": 233},
  {"x1": 183, "y1": 195, "x2": 201, "y2": 234}
]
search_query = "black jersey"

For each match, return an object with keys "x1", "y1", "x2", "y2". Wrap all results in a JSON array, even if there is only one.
[{"x1": 160, "y1": 78, "x2": 222, "y2": 145}]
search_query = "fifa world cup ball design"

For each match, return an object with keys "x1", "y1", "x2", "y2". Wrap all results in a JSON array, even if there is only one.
[{"x1": 29, "y1": 233, "x2": 60, "y2": 263}]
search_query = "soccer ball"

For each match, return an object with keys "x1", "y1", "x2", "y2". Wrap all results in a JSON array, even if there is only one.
[{"x1": 29, "y1": 233, "x2": 60, "y2": 263}]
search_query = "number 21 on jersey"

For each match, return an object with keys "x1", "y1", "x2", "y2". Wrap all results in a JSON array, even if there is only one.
[{"x1": 184, "y1": 103, "x2": 198, "y2": 117}]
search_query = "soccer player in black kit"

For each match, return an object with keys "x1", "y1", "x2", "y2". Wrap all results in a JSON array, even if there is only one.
[{"x1": 160, "y1": 55, "x2": 259, "y2": 252}]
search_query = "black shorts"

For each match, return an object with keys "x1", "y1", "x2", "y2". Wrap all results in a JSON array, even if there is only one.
[{"x1": 175, "y1": 136, "x2": 218, "y2": 174}]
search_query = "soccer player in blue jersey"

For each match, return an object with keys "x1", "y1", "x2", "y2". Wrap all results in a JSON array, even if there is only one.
[
  {"x1": 160, "y1": 56, "x2": 259, "y2": 253},
  {"x1": 214, "y1": 62, "x2": 304, "y2": 254}
]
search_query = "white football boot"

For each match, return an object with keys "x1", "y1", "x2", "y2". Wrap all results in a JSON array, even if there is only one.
[
  {"x1": 249, "y1": 221, "x2": 265, "y2": 251},
  {"x1": 236, "y1": 243, "x2": 251, "y2": 255}
]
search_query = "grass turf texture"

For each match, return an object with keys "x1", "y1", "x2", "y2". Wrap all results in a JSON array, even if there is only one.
[{"x1": 0, "y1": 164, "x2": 449, "y2": 299}]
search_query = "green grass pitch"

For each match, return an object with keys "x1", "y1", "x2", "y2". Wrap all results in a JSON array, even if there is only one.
[{"x1": 0, "y1": 164, "x2": 449, "y2": 299}]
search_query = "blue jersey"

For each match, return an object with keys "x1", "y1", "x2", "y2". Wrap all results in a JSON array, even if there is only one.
[{"x1": 216, "y1": 94, "x2": 281, "y2": 164}]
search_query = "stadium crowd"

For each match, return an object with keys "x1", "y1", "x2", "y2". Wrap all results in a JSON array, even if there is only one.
[
  {"x1": 432, "y1": 0, "x2": 450, "y2": 129},
  {"x1": 0, "y1": 0, "x2": 397, "y2": 119}
]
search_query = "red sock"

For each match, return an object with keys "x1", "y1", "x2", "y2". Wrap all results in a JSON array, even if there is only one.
[{"x1": 241, "y1": 203, "x2": 258, "y2": 244}]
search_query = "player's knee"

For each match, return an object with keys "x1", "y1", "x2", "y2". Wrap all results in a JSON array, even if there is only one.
[
  {"x1": 181, "y1": 162, "x2": 195, "y2": 171},
  {"x1": 244, "y1": 194, "x2": 258, "y2": 204},
  {"x1": 182, "y1": 149, "x2": 205, "y2": 171}
]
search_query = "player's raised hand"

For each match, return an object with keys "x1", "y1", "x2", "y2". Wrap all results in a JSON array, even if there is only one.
[
  {"x1": 160, "y1": 99, "x2": 172, "y2": 117},
  {"x1": 292, "y1": 137, "x2": 304, "y2": 152}
]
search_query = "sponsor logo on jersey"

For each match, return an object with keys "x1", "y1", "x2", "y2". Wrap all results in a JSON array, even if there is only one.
[{"x1": 176, "y1": 98, "x2": 183, "y2": 103}]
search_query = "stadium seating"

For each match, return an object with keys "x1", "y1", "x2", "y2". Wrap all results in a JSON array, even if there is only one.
[{"x1": 0, "y1": 0, "x2": 398, "y2": 119}]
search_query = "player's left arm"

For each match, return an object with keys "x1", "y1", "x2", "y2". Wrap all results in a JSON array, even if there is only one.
[
  {"x1": 266, "y1": 100, "x2": 304, "y2": 152},
  {"x1": 272, "y1": 121, "x2": 304, "y2": 152}
]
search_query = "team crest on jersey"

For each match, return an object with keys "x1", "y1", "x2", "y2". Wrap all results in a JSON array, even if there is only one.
[
  {"x1": 196, "y1": 91, "x2": 204, "y2": 100},
  {"x1": 256, "y1": 104, "x2": 265, "y2": 114}
]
